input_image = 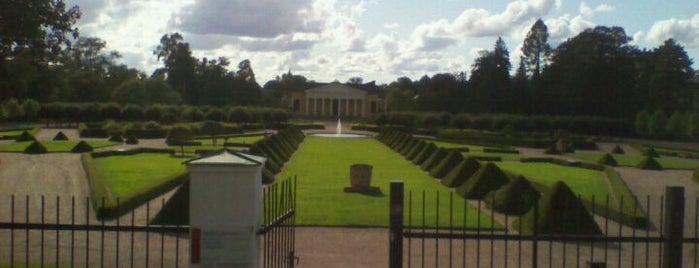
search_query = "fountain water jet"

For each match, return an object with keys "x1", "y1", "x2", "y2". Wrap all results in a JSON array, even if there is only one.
[{"x1": 311, "y1": 118, "x2": 369, "y2": 138}]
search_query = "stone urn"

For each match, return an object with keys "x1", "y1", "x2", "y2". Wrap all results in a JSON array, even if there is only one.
[{"x1": 349, "y1": 163, "x2": 373, "y2": 190}]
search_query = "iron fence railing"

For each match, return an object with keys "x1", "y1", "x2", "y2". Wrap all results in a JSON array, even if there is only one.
[{"x1": 389, "y1": 181, "x2": 699, "y2": 268}]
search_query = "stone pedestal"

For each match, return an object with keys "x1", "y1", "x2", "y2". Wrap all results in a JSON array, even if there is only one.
[{"x1": 344, "y1": 163, "x2": 381, "y2": 195}]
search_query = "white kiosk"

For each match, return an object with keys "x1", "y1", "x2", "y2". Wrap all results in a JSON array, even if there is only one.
[{"x1": 186, "y1": 149, "x2": 266, "y2": 268}]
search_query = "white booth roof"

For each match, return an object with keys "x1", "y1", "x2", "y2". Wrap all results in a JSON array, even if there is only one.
[{"x1": 186, "y1": 149, "x2": 266, "y2": 166}]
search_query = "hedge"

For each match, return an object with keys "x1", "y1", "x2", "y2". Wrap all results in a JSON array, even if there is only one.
[
  {"x1": 24, "y1": 141, "x2": 48, "y2": 154},
  {"x1": 484, "y1": 175, "x2": 540, "y2": 215},
  {"x1": 482, "y1": 147, "x2": 519, "y2": 154},
  {"x1": 81, "y1": 152, "x2": 190, "y2": 219},
  {"x1": 412, "y1": 143, "x2": 438, "y2": 165},
  {"x1": 429, "y1": 150, "x2": 464, "y2": 179}
]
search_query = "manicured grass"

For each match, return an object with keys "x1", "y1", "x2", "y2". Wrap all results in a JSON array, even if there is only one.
[
  {"x1": 277, "y1": 136, "x2": 501, "y2": 228},
  {"x1": 0, "y1": 140, "x2": 119, "y2": 152},
  {"x1": 495, "y1": 162, "x2": 610, "y2": 206},
  {"x1": 0, "y1": 128, "x2": 39, "y2": 137},
  {"x1": 572, "y1": 152, "x2": 698, "y2": 170},
  {"x1": 92, "y1": 153, "x2": 189, "y2": 200}
]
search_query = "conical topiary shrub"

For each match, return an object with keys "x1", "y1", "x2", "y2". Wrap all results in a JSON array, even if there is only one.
[
  {"x1": 636, "y1": 156, "x2": 663, "y2": 170},
  {"x1": 430, "y1": 150, "x2": 464, "y2": 178},
  {"x1": 484, "y1": 175, "x2": 540, "y2": 215},
  {"x1": 611, "y1": 144, "x2": 624, "y2": 154},
  {"x1": 441, "y1": 157, "x2": 481, "y2": 187},
  {"x1": 420, "y1": 147, "x2": 448, "y2": 171},
  {"x1": 514, "y1": 181, "x2": 602, "y2": 235},
  {"x1": 71, "y1": 140, "x2": 94, "y2": 153},
  {"x1": 53, "y1": 131, "x2": 69, "y2": 141},
  {"x1": 597, "y1": 153, "x2": 618, "y2": 166},
  {"x1": 413, "y1": 143, "x2": 437, "y2": 165},
  {"x1": 398, "y1": 138, "x2": 418, "y2": 156},
  {"x1": 16, "y1": 131, "x2": 36, "y2": 142},
  {"x1": 643, "y1": 147, "x2": 659, "y2": 157},
  {"x1": 455, "y1": 162, "x2": 510, "y2": 199},
  {"x1": 24, "y1": 141, "x2": 48, "y2": 154},
  {"x1": 406, "y1": 141, "x2": 427, "y2": 160}
]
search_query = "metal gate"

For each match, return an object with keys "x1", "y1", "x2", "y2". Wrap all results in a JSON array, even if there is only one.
[{"x1": 259, "y1": 177, "x2": 297, "y2": 268}]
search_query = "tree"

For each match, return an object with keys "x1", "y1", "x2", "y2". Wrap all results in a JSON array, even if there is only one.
[
  {"x1": 647, "y1": 39, "x2": 694, "y2": 112},
  {"x1": 648, "y1": 109, "x2": 668, "y2": 139},
  {"x1": 167, "y1": 126, "x2": 193, "y2": 156},
  {"x1": 154, "y1": 33, "x2": 196, "y2": 104},
  {"x1": 544, "y1": 26, "x2": 637, "y2": 117},
  {"x1": 469, "y1": 37, "x2": 512, "y2": 113},
  {"x1": 63, "y1": 37, "x2": 120, "y2": 74},
  {"x1": 521, "y1": 19, "x2": 552, "y2": 79},
  {"x1": 347, "y1": 77, "x2": 363, "y2": 85},
  {"x1": 665, "y1": 111, "x2": 687, "y2": 140},
  {"x1": 0, "y1": 0, "x2": 81, "y2": 71},
  {"x1": 635, "y1": 110, "x2": 650, "y2": 137}
]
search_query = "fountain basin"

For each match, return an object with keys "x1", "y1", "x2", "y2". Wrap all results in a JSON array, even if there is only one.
[{"x1": 311, "y1": 133, "x2": 370, "y2": 138}]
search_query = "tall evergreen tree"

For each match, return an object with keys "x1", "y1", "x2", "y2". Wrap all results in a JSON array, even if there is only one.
[
  {"x1": 469, "y1": 37, "x2": 512, "y2": 113},
  {"x1": 521, "y1": 19, "x2": 552, "y2": 79}
]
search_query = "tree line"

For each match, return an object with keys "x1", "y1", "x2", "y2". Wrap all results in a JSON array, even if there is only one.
[
  {"x1": 1, "y1": 2, "x2": 697, "y2": 129},
  {"x1": 386, "y1": 20, "x2": 697, "y2": 120}
]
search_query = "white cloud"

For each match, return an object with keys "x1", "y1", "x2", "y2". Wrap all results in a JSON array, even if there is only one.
[
  {"x1": 579, "y1": 2, "x2": 614, "y2": 18},
  {"x1": 645, "y1": 14, "x2": 699, "y2": 48},
  {"x1": 383, "y1": 23, "x2": 400, "y2": 30},
  {"x1": 172, "y1": 0, "x2": 323, "y2": 38}
]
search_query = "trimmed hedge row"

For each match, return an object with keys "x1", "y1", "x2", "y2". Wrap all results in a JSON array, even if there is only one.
[
  {"x1": 248, "y1": 127, "x2": 305, "y2": 184},
  {"x1": 519, "y1": 157, "x2": 605, "y2": 171}
]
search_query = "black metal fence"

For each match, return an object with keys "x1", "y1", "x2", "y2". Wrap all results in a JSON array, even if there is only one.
[
  {"x1": 0, "y1": 196, "x2": 189, "y2": 267},
  {"x1": 0, "y1": 177, "x2": 296, "y2": 268},
  {"x1": 389, "y1": 181, "x2": 699, "y2": 268},
  {"x1": 259, "y1": 177, "x2": 297, "y2": 268}
]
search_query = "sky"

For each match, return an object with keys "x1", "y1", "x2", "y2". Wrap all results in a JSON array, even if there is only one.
[{"x1": 65, "y1": 0, "x2": 699, "y2": 84}]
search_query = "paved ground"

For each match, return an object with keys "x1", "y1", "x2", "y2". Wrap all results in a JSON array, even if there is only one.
[{"x1": 1, "y1": 126, "x2": 699, "y2": 267}]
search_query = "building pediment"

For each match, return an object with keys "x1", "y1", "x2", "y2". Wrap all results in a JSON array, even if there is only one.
[{"x1": 305, "y1": 84, "x2": 367, "y2": 99}]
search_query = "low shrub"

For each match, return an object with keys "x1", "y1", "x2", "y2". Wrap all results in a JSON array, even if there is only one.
[
  {"x1": 71, "y1": 140, "x2": 94, "y2": 153},
  {"x1": 636, "y1": 156, "x2": 663, "y2": 170},
  {"x1": 24, "y1": 141, "x2": 48, "y2": 154},
  {"x1": 482, "y1": 147, "x2": 519, "y2": 154},
  {"x1": 125, "y1": 135, "x2": 139, "y2": 145},
  {"x1": 455, "y1": 162, "x2": 509, "y2": 199},
  {"x1": 53, "y1": 131, "x2": 69, "y2": 141},
  {"x1": 484, "y1": 175, "x2": 540, "y2": 215},
  {"x1": 469, "y1": 156, "x2": 502, "y2": 162},
  {"x1": 643, "y1": 147, "x2": 659, "y2": 157},
  {"x1": 611, "y1": 144, "x2": 625, "y2": 154},
  {"x1": 109, "y1": 135, "x2": 124, "y2": 143},
  {"x1": 515, "y1": 181, "x2": 602, "y2": 235},
  {"x1": 16, "y1": 131, "x2": 36, "y2": 142},
  {"x1": 441, "y1": 157, "x2": 481, "y2": 187},
  {"x1": 597, "y1": 153, "x2": 618, "y2": 166}
]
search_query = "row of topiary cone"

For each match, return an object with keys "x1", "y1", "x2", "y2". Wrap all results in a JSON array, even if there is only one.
[
  {"x1": 247, "y1": 127, "x2": 305, "y2": 184},
  {"x1": 377, "y1": 129, "x2": 603, "y2": 235},
  {"x1": 17, "y1": 131, "x2": 94, "y2": 154}
]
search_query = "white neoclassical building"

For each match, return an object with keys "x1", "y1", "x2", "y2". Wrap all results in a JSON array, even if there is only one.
[{"x1": 286, "y1": 82, "x2": 385, "y2": 118}]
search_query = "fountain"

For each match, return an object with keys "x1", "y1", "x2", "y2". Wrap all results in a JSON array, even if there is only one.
[{"x1": 311, "y1": 118, "x2": 369, "y2": 138}]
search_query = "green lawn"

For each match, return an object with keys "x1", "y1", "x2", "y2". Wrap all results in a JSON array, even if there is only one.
[
  {"x1": 0, "y1": 140, "x2": 119, "y2": 152},
  {"x1": 571, "y1": 152, "x2": 698, "y2": 170},
  {"x1": 93, "y1": 153, "x2": 189, "y2": 200},
  {"x1": 277, "y1": 136, "x2": 501, "y2": 228},
  {"x1": 0, "y1": 127, "x2": 40, "y2": 137}
]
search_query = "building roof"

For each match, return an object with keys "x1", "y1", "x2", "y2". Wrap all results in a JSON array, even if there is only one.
[{"x1": 185, "y1": 149, "x2": 266, "y2": 166}]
